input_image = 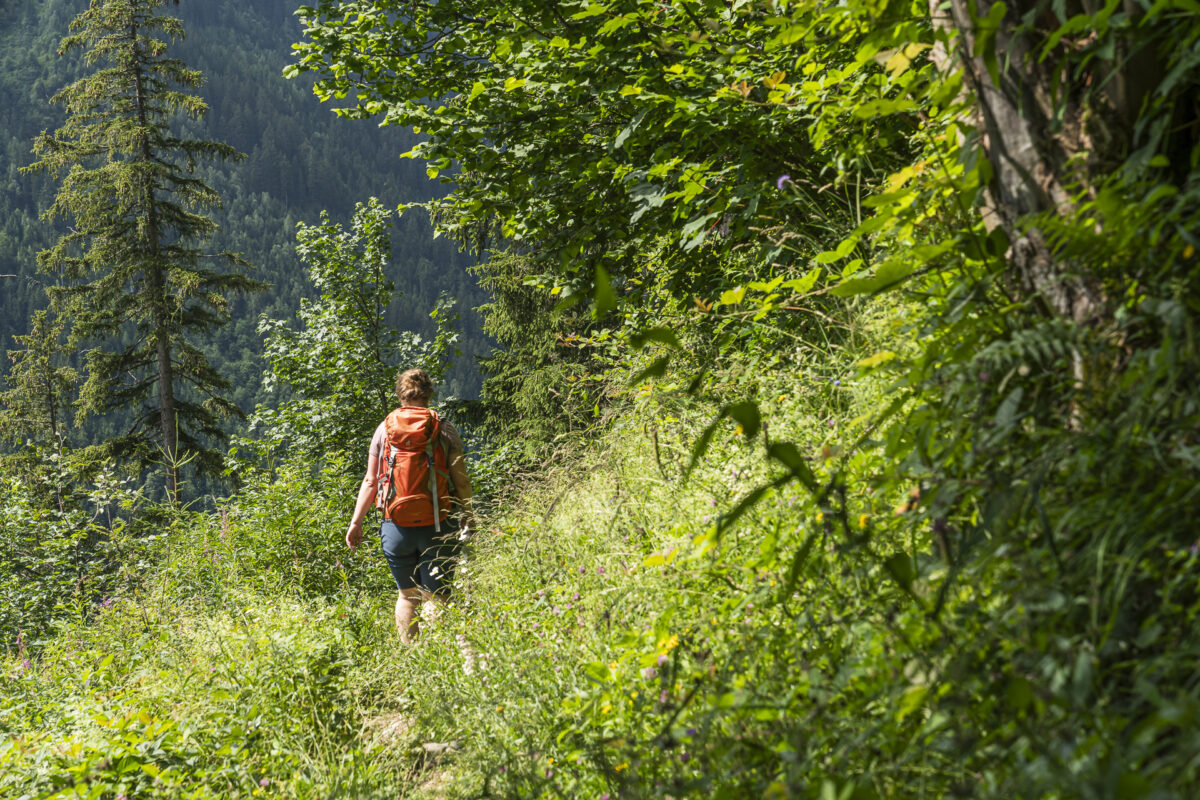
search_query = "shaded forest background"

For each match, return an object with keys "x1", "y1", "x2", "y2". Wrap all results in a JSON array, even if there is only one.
[{"x1": 0, "y1": 0, "x2": 488, "y2": 425}]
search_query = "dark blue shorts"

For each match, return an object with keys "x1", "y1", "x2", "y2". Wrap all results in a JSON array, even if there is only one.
[{"x1": 379, "y1": 518, "x2": 459, "y2": 596}]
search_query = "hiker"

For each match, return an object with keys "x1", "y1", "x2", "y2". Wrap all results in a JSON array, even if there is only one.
[{"x1": 345, "y1": 368, "x2": 474, "y2": 642}]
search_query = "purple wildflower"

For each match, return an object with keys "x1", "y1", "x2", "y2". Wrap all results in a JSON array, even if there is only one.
[
  {"x1": 260, "y1": 778, "x2": 270, "y2": 788},
  {"x1": 657, "y1": 654, "x2": 668, "y2": 667},
  {"x1": 776, "y1": 174, "x2": 791, "y2": 190},
  {"x1": 642, "y1": 666, "x2": 657, "y2": 679}
]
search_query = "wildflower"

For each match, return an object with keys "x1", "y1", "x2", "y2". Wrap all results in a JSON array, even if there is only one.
[
  {"x1": 642, "y1": 667, "x2": 657, "y2": 679},
  {"x1": 259, "y1": 778, "x2": 270, "y2": 788},
  {"x1": 858, "y1": 513, "x2": 870, "y2": 529},
  {"x1": 657, "y1": 654, "x2": 668, "y2": 667},
  {"x1": 572, "y1": 592, "x2": 580, "y2": 601},
  {"x1": 659, "y1": 690, "x2": 669, "y2": 703},
  {"x1": 598, "y1": 566, "x2": 606, "y2": 575},
  {"x1": 686, "y1": 727, "x2": 698, "y2": 736},
  {"x1": 816, "y1": 511, "x2": 824, "y2": 523},
  {"x1": 681, "y1": 752, "x2": 691, "y2": 763},
  {"x1": 615, "y1": 762, "x2": 629, "y2": 772},
  {"x1": 776, "y1": 174, "x2": 791, "y2": 190}
]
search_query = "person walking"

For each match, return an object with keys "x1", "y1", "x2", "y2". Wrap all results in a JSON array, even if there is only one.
[{"x1": 345, "y1": 368, "x2": 474, "y2": 642}]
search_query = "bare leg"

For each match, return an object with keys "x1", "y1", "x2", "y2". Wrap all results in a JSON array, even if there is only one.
[{"x1": 396, "y1": 587, "x2": 423, "y2": 642}]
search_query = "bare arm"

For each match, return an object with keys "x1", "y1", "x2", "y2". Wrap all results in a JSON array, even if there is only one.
[
  {"x1": 346, "y1": 450, "x2": 379, "y2": 550},
  {"x1": 447, "y1": 446, "x2": 475, "y2": 531}
]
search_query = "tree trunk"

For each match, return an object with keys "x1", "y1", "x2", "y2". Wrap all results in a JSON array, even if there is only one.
[
  {"x1": 937, "y1": 0, "x2": 1122, "y2": 325},
  {"x1": 132, "y1": 16, "x2": 178, "y2": 500}
]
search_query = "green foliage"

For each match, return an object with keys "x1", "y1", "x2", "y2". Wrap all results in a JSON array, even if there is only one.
[
  {"x1": 23, "y1": 0, "x2": 265, "y2": 492},
  {"x1": 290, "y1": 0, "x2": 1200, "y2": 795},
  {"x1": 471, "y1": 250, "x2": 613, "y2": 456},
  {"x1": 3, "y1": 0, "x2": 1200, "y2": 798},
  {"x1": 0, "y1": 461, "x2": 406, "y2": 798},
  {"x1": 0, "y1": 0, "x2": 490, "y2": 451},
  {"x1": 290, "y1": 0, "x2": 916, "y2": 293},
  {"x1": 0, "y1": 309, "x2": 77, "y2": 451},
  {"x1": 0, "y1": 455, "x2": 152, "y2": 651},
  {"x1": 247, "y1": 198, "x2": 461, "y2": 471}
]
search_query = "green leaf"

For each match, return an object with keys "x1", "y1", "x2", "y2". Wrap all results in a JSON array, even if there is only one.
[
  {"x1": 630, "y1": 327, "x2": 681, "y2": 350},
  {"x1": 629, "y1": 355, "x2": 671, "y2": 384},
  {"x1": 782, "y1": 268, "x2": 820, "y2": 294},
  {"x1": 583, "y1": 661, "x2": 612, "y2": 684},
  {"x1": 885, "y1": 553, "x2": 915, "y2": 590},
  {"x1": 783, "y1": 530, "x2": 819, "y2": 593},
  {"x1": 727, "y1": 401, "x2": 761, "y2": 439},
  {"x1": 857, "y1": 350, "x2": 898, "y2": 368},
  {"x1": 767, "y1": 441, "x2": 818, "y2": 492},
  {"x1": 718, "y1": 286, "x2": 747, "y2": 306},
  {"x1": 594, "y1": 264, "x2": 617, "y2": 317},
  {"x1": 830, "y1": 258, "x2": 919, "y2": 296},
  {"x1": 718, "y1": 475, "x2": 790, "y2": 537},
  {"x1": 814, "y1": 237, "x2": 858, "y2": 264},
  {"x1": 897, "y1": 685, "x2": 928, "y2": 720}
]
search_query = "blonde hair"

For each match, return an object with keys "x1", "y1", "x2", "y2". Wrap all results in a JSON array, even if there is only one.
[{"x1": 395, "y1": 368, "x2": 435, "y2": 405}]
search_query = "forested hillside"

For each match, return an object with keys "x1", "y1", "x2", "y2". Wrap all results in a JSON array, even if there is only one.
[
  {"x1": 0, "y1": 0, "x2": 486, "y2": 411},
  {"x1": 3, "y1": 0, "x2": 1200, "y2": 798}
]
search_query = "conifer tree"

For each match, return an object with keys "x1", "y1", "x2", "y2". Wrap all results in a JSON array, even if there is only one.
[
  {"x1": 24, "y1": 0, "x2": 263, "y2": 497},
  {"x1": 0, "y1": 310, "x2": 77, "y2": 452}
]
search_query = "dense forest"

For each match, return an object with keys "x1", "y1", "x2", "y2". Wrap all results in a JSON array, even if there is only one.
[
  {"x1": 0, "y1": 0, "x2": 487, "y2": 418},
  {"x1": 3, "y1": 0, "x2": 1200, "y2": 798}
]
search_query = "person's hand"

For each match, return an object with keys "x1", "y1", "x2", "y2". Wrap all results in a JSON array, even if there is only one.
[{"x1": 346, "y1": 520, "x2": 364, "y2": 550}]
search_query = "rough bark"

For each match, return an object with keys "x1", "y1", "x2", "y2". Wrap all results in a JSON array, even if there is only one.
[{"x1": 934, "y1": 0, "x2": 1142, "y2": 325}]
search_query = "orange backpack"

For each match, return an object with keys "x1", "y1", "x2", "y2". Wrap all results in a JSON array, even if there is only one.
[{"x1": 378, "y1": 407, "x2": 452, "y2": 531}]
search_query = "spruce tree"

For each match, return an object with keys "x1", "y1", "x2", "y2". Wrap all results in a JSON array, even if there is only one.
[
  {"x1": 24, "y1": 0, "x2": 262, "y2": 498},
  {"x1": 0, "y1": 309, "x2": 77, "y2": 452}
]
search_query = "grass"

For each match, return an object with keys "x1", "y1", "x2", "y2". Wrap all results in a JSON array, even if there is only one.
[{"x1": 1, "y1": 360, "x2": 894, "y2": 798}]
